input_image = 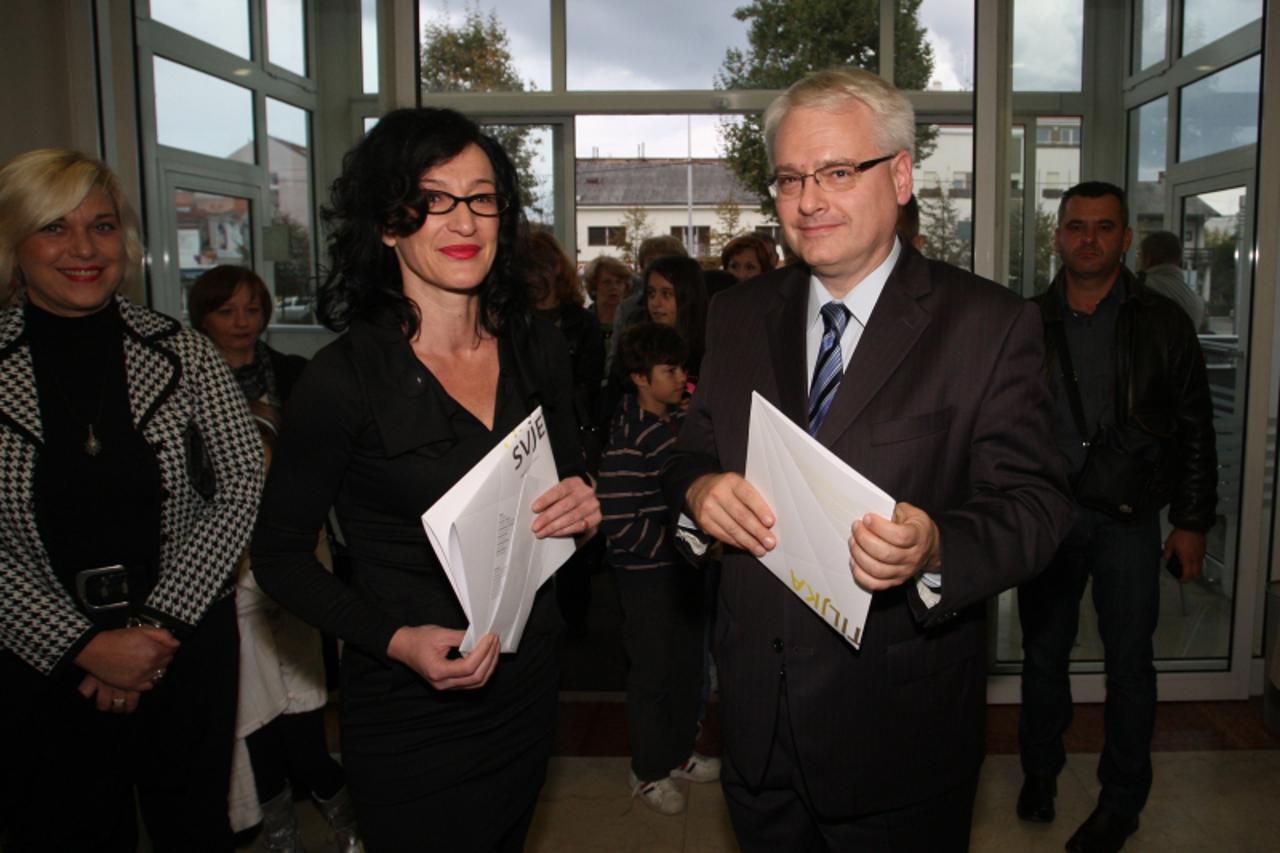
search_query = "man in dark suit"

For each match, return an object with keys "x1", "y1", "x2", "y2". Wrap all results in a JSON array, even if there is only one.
[{"x1": 662, "y1": 67, "x2": 1074, "y2": 851}]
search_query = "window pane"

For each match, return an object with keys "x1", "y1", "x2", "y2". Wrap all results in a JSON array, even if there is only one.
[
  {"x1": 1006, "y1": 125, "x2": 1028, "y2": 295},
  {"x1": 150, "y1": 0, "x2": 250, "y2": 58},
  {"x1": 1182, "y1": 0, "x2": 1261, "y2": 55},
  {"x1": 1183, "y1": 185, "x2": 1248, "y2": 642},
  {"x1": 176, "y1": 189, "x2": 252, "y2": 316},
  {"x1": 1134, "y1": 0, "x2": 1167, "y2": 72},
  {"x1": 480, "y1": 124, "x2": 554, "y2": 230},
  {"x1": 1035, "y1": 117, "x2": 1080, "y2": 289},
  {"x1": 908, "y1": 0, "x2": 974, "y2": 91},
  {"x1": 362, "y1": 0, "x2": 378, "y2": 93},
  {"x1": 1130, "y1": 97, "x2": 1168, "y2": 246},
  {"x1": 1184, "y1": 187, "x2": 1247, "y2": 336},
  {"x1": 266, "y1": 98, "x2": 315, "y2": 325},
  {"x1": 1178, "y1": 56, "x2": 1260, "y2": 162},
  {"x1": 154, "y1": 57, "x2": 254, "y2": 163},
  {"x1": 266, "y1": 0, "x2": 307, "y2": 76},
  {"x1": 575, "y1": 115, "x2": 774, "y2": 267},
  {"x1": 913, "y1": 125, "x2": 973, "y2": 271},
  {"x1": 419, "y1": 0, "x2": 549, "y2": 93},
  {"x1": 1013, "y1": 0, "x2": 1082, "y2": 91}
]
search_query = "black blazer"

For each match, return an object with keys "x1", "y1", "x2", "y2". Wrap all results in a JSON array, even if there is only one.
[{"x1": 664, "y1": 247, "x2": 1073, "y2": 818}]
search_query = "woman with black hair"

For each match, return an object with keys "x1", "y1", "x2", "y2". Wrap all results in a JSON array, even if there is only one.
[
  {"x1": 250, "y1": 108, "x2": 599, "y2": 852},
  {"x1": 642, "y1": 254, "x2": 708, "y2": 382}
]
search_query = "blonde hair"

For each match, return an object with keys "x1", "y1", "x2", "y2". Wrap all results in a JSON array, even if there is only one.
[
  {"x1": 763, "y1": 68, "x2": 915, "y2": 168},
  {"x1": 0, "y1": 148, "x2": 144, "y2": 290}
]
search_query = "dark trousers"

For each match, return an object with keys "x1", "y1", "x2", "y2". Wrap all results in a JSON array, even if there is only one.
[
  {"x1": 245, "y1": 707, "x2": 345, "y2": 803},
  {"x1": 1, "y1": 594, "x2": 240, "y2": 853},
  {"x1": 723, "y1": 684, "x2": 978, "y2": 852},
  {"x1": 615, "y1": 565, "x2": 705, "y2": 782},
  {"x1": 1017, "y1": 506, "x2": 1162, "y2": 818}
]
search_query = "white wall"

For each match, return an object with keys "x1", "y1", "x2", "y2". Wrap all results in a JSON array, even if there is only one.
[{"x1": 575, "y1": 204, "x2": 776, "y2": 266}]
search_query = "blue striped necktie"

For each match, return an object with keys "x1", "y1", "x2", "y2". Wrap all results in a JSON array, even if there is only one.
[{"x1": 808, "y1": 301, "x2": 852, "y2": 436}]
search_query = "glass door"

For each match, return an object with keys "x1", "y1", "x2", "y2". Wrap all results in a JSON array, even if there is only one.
[
  {"x1": 154, "y1": 170, "x2": 262, "y2": 324},
  {"x1": 1167, "y1": 176, "x2": 1254, "y2": 669}
]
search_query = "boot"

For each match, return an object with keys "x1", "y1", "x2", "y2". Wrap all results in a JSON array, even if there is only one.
[
  {"x1": 314, "y1": 786, "x2": 362, "y2": 853},
  {"x1": 260, "y1": 783, "x2": 308, "y2": 853}
]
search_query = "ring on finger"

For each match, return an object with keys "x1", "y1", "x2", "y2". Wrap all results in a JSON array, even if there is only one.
[{"x1": 111, "y1": 697, "x2": 125, "y2": 709}]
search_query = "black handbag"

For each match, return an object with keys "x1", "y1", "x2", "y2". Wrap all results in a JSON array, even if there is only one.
[{"x1": 1050, "y1": 323, "x2": 1160, "y2": 518}]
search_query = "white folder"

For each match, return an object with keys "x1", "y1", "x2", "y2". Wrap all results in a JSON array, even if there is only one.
[
  {"x1": 744, "y1": 392, "x2": 896, "y2": 648},
  {"x1": 422, "y1": 407, "x2": 574, "y2": 652}
]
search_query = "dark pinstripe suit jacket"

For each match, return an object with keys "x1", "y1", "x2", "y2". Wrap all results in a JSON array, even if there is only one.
[{"x1": 664, "y1": 245, "x2": 1073, "y2": 818}]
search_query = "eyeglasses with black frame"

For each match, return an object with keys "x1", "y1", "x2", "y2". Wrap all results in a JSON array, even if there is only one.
[
  {"x1": 767, "y1": 154, "x2": 897, "y2": 199},
  {"x1": 421, "y1": 190, "x2": 511, "y2": 217}
]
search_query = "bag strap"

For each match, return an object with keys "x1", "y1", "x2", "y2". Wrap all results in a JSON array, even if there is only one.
[{"x1": 1048, "y1": 320, "x2": 1091, "y2": 445}]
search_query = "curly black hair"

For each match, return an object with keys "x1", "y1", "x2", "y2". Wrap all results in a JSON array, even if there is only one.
[{"x1": 317, "y1": 108, "x2": 529, "y2": 337}]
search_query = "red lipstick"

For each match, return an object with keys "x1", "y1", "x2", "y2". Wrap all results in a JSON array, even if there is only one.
[{"x1": 441, "y1": 244, "x2": 481, "y2": 259}]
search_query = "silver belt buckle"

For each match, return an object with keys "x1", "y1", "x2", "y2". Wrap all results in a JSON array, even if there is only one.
[{"x1": 74, "y1": 564, "x2": 130, "y2": 612}]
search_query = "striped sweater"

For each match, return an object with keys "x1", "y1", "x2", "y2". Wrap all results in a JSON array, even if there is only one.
[{"x1": 597, "y1": 394, "x2": 683, "y2": 570}]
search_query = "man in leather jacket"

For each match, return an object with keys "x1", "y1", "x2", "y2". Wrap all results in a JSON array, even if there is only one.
[{"x1": 1016, "y1": 182, "x2": 1216, "y2": 853}]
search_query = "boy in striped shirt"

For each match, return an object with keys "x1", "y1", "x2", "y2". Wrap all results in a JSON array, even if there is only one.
[{"x1": 599, "y1": 322, "x2": 719, "y2": 815}]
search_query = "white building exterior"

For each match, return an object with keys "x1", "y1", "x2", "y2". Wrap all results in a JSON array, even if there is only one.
[{"x1": 574, "y1": 158, "x2": 778, "y2": 268}]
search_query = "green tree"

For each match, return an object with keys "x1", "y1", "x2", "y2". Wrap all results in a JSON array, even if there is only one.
[
  {"x1": 920, "y1": 191, "x2": 971, "y2": 270},
  {"x1": 613, "y1": 206, "x2": 654, "y2": 268},
  {"x1": 1007, "y1": 203, "x2": 1059, "y2": 295},
  {"x1": 420, "y1": 5, "x2": 544, "y2": 220},
  {"x1": 712, "y1": 196, "x2": 744, "y2": 255},
  {"x1": 717, "y1": 0, "x2": 938, "y2": 217}
]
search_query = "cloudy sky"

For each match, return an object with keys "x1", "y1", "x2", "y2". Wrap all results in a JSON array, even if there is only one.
[{"x1": 153, "y1": 0, "x2": 1086, "y2": 170}]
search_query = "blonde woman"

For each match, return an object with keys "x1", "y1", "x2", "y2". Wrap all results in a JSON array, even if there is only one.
[{"x1": 0, "y1": 148, "x2": 262, "y2": 850}]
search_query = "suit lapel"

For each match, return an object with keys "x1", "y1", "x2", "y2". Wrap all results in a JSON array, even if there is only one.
[
  {"x1": 763, "y1": 267, "x2": 811, "y2": 427},
  {"x1": 813, "y1": 251, "x2": 933, "y2": 446}
]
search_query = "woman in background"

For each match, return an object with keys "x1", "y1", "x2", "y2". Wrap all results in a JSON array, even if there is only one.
[
  {"x1": 251, "y1": 108, "x2": 599, "y2": 852},
  {"x1": 584, "y1": 254, "x2": 630, "y2": 365},
  {"x1": 190, "y1": 265, "x2": 359, "y2": 853},
  {"x1": 189, "y1": 265, "x2": 308, "y2": 406},
  {"x1": 525, "y1": 230, "x2": 604, "y2": 465},
  {"x1": 720, "y1": 232, "x2": 776, "y2": 283},
  {"x1": 642, "y1": 254, "x2": 708, "y2": 383}
]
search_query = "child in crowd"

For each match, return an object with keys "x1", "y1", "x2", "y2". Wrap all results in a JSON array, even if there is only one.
[
  {"x1": 641, "y1": 254, "x2": 708, "y2": 382},
  {"x1": 597, "y1": 322, "x2": 719, "y2": 815}
]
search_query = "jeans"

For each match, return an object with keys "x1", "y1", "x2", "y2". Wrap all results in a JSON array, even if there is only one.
[{"x1": 1017, "y1": 506, "x2": 1161, "y2": 818}]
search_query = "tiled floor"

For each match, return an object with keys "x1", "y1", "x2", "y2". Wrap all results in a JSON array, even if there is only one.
[
  {"x1": 269, "y1": 748, "x2": 1280, "y2": 852},
  {"x1": 238, "y1": 568, "x2": 1280, "y2": 850},
  {"x1": 250, "y1": 696, "x2": 1280, "y2": 852}
]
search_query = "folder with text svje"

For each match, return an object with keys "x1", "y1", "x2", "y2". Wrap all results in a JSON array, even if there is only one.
[{"x1": 421, "y1": 406, "x2": 574, "y2": 653}]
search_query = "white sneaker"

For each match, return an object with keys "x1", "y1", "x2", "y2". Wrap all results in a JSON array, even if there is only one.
[
  {"x1": 629, "y1": 770, "x2": 687, "y2": 815},
  {"x1": 670, "y1": 753, "x2": 721, "y2": 783}
]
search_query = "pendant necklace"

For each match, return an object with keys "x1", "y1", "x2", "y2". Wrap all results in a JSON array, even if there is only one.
[
  {"x1": 80, "y1": 362, "x2": 110, "y2": 456},
  {"x1": 49, "y1": 356, "x2": 112, "y2": 457}
]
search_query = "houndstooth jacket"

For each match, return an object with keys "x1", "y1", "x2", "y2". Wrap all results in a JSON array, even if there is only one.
[{"x1": 0, "y1": 295, "x2": 264, "y2": 676}]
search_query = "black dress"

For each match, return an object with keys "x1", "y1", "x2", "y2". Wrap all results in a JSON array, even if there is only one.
[{"x1": 251, "y1": 313, "x2": 586, "y2": 851}]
